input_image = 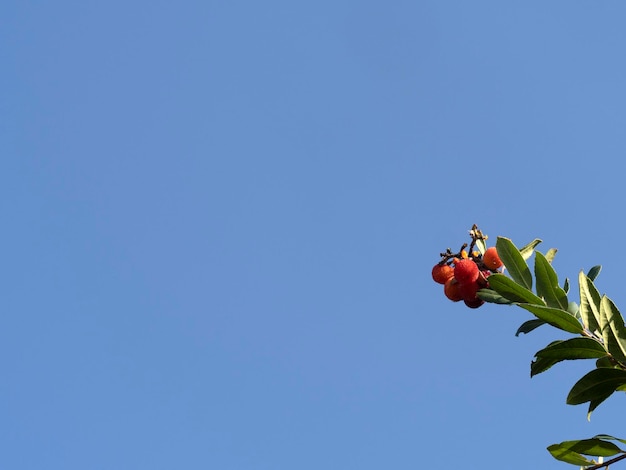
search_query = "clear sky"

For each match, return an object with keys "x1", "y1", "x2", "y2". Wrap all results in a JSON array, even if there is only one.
[{"x1": 3, "y1": 2, "x2": 626, "y2": 469}]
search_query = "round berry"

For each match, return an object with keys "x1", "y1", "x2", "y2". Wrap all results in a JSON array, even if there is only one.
[
  {"x1": 483, "y1": 247, "x2": 503, "y2": 270},
  {"x1": 464, "y1": 297, "x2": 484, "y2": 309},
  {"x1": 432, "y1": 263, "x2": 454, "y2": 284},
  {"x1": 458, "y1": 280, "x2": 480, "y2": 302},
  {"x1": 444, "y1": 278, "x2": 463, "y2": 302},
  {"x1": 454, "y1": 259, "x2": 479, "y2": 284}
]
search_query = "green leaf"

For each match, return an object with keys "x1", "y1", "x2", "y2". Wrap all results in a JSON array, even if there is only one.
[
  {"x1": 588, "y1": 265, "x2": 602, "y2": 281},
  {"x1": 549, "y1": 438, "x2": 623, "y2": 458},
  {"x1": 530, "y1": 341, "x2": 560, "y2": 378},
  {"x1": 596, "y1": 356, "x2": 615, "y2": 368},
  {"x1": 534, "y1": 251, "x2": 569, "y2": 310},
  {"x1": 519, "y1": 304, "x2": 583, "y2": 335},
  {"x1": 515, "y1": 319, "x2": 546, "y2": 336},
  {"x1": 476, "y1": 288, "x2": 514, "y2": 305},
  {"x1": 563, "y1": 277, "x2": 570, "y2": 294},
  {"x1": 535, "y1": 338, "x2": 607, "y2": 360},
  {"x1": 600, "y1": 296, "x2": 626, "y2": 362},
  {"x1": 594, "y1": 434, "x2": 626, "y2": 446},
  {"x1": 531, "y1": 356, "x2": 560, "y2": 377},
  {"x1": 579, "y1": 272, "x2": 601, "y2": 334},
  {"x1": 545, "y1": 247, "x2": 557, "y2": 263},
  {"x1": 588, "y1": 395, "x2": 612, "y2": 419},
  {"x1": 519, "y1": 238, "x2": 542, "y2": 260},
  {"x1": 487, "y1": 274, "x2": 545, "y2": 305},
  {"x1": 496, "y1": 237, "x2": 533, "y2": 290},
  {"x1": 547, "y1": 443, "x2": 596, "y2": 466},
  {"x1": 531, "y1": 338, "x2": 606, "y2": 377},
  {"x1": 566, "y1": 368, "x2": 626, "y2": 406}
]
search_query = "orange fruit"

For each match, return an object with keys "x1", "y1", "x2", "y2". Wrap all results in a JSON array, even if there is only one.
[
  {"x1": 432, "y1": 263, "x2": 454, "y2": 284},
  {"x1": 444, "y1": 278, "x2": 463, "y2": 302},
  {"x1": 483, "y1": 247, "x2": 503, "y2": 270}
]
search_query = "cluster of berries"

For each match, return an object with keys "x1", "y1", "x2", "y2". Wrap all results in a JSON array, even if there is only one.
[{"x1": 432, "y1": 244, "x2": 503, "y2": 309}]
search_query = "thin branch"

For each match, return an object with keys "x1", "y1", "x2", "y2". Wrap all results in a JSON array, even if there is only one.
[{"x1": 585, "y1": 452, "x2": 626, "y2": 470}]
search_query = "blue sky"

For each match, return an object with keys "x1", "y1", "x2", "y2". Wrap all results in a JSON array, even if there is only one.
[{"x1": 3, "y1": 2, "x2": 626, "y2": 469}]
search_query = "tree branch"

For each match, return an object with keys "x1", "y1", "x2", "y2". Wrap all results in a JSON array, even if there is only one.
[{"x1": 586, "y1": 452, "x2": 626, "y2": 470}]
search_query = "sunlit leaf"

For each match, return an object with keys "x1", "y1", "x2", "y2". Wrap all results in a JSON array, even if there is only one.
[
  {"x1": 487, "y1": 274, "x2": 544, "y2": 305},
  {"x1": 598, "y1": 296, "x2": 626, "y2": 364},
  {"x1": 535, "y1": 251, "x2": 568, "y2": 310},
  {"x1": 549, "y1": 438, "x2": 623, "y2": 458},
  {"x1": 519, "y1": 304, "x2": 583, "y2": 335},
  {"x1": 545, "y1": 247, "x2": 557, "y2": 263},
  {"x1": 601, "y1": 296, "x2": 626, "y2": 361},
  {"x1": 579, "y1": 272, "x2": 601, "y2": 334},
  {"x1": 519, "y1": 238, "x2": 542, "y2": 260},
  {"x1": 475, "y1": 238, "x2": 487, "y2": 255},
  {"x1": 547, "y1": 443, "x2": 596, "y2": 466},
  {"x1": 496, "y1": 237, "x2": 533, "y2": 290}
]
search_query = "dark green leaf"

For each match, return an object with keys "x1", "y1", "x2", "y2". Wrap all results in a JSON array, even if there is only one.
[
  {"x1": 594, "y1": 435, "x2": 626, "y2": 446},
  {"x1": 487, "y1": 274, "x2": 545, "y2": 305},
  {"x1": 535, "y1": 338, "x2": 607, "y2": 360},
  {"x1": 563, "y1": 277, "x2": 570, "y2": 294},
  {"x1": 519, "y1": 304, "x2": 583, "y2": 334},
  {"x1": 588, "y1": 265, "x2": 602, "y2": 281},
  {"x1": 531, "y1": 356, "x2": 560, "y2": 377},
  {"x1": 535, "y1": 251, "x2": 569, "y2": 310},
  {"x1": 531, "y1": 338, "x2": 606, "y2": 377},
  {"x1": 596, "y1": 356, "x2": 615, "y2": 368},
  {"x1": 515, "y1": 319, "x2": 546, "y2": 336},
  {"x1": 566, "y1": 368, "x2": 626, "y2": 405},
  {"x1": 496, "y1": 237, "x2": 533, "y2": 290},
  {"x1": 588, "y1": 395, "x2": 612, "y2": 419},
  {"x1": 477, "y1": 288, "x2": 513, "y2": 305},
  {"x1": 519, "y1": 238, "x2": 542, "y2": 260}
]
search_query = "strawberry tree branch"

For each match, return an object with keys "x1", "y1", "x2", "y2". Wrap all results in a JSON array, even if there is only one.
[{"x1": 586, "y1": 452, "x2": 626, "y2": 470}]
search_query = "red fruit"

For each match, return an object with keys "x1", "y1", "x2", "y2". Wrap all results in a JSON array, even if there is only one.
[
  {"x1": 444, "y1": 278, "x2": 463, "y2": 302},
  {"x1": 458, "y1": 280, "x2": 480, "y2": 301},
  {"x1": 432, "y1": 263, "x2": 454, "y2": 284},
  {"x1": 454, "y1": 259, "x2": 479, "y2": 284},
  {"x1": 464, "y1": 297, "x2": 484, "y2": 309},
  {"x1": 483, "y1": 247, "x2": 503, "y2": 270}
]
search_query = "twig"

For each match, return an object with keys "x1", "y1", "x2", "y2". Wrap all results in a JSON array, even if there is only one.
[{"x1": 585, "y1": 452, "x2": 626, "y2": 470}]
